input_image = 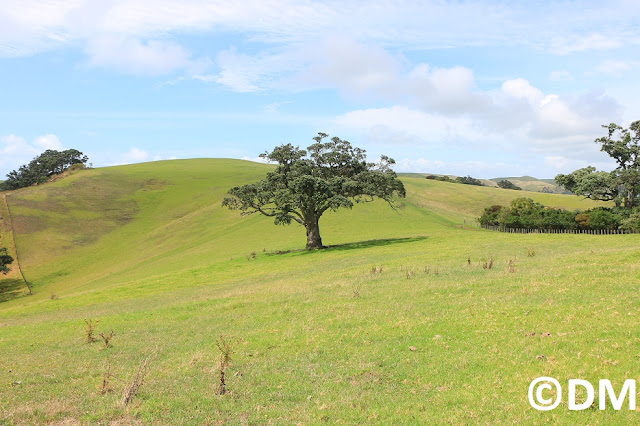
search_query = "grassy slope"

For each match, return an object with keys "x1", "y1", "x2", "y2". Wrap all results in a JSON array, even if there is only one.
[{"x1": 0, "y1": 159, "x2": 638, "y2": 424}]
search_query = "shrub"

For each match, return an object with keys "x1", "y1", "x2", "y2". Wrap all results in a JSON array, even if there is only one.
[
  {"x1": 588, "y1": 208, "x2": 620, "y2": 230},
  {"x1": 479, "y1": 205, "x2": 506, "y2": 226},
  {"x1": 455, "y1": 175, "x2": 483, "y2": 186},
  {"x1": 574, "y1": 213, "x2": 590, "y2": 229},
  {"x1": 620, "y1": 211, "x2": 640, "y2": 231}
]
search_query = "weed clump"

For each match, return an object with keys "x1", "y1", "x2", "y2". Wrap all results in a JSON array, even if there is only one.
[
  {"x1": 84, "y1": 319, "x2": 99, "y2": 343},
  {"x1": 121, "y1": 355, "x2": 152, "y2": 406},
  {"x1": 370, "y1": 265, "x2": 383, "y2": 274},
  {"x1": 404, "y1": 267, "x2": 415, "y2": 279},
  {"x1": 482, "y1": 258, "x2": 494, "y2": 270},
  {"x1": 99, "y1": 330, "x2": 115, "y2": 349},
  {"x1": 215, "y1": 335, "x2": 234, "y2": 395},
  {"x1": 352, "y1": 282, "x2": 363, "y2": 298}
]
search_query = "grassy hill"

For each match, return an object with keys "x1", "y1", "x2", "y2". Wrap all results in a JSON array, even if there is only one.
[
  {"x1": 1, "y1": 160, "x2": 638, "y2": 424},
  {"x1": 490, "y1": 176, "x2": 569, "y2": 193},
  {"x1": 399, "y1": 173, "x2": 570, "y2": 194}
]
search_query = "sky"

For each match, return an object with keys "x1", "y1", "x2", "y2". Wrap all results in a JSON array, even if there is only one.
[{"x1": 1, "y1": 0, "x2": 639, "y2": 179}]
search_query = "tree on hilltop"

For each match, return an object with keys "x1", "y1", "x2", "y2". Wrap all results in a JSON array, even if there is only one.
[
  {"x1": 222, "y1": 133, "x2": 406, "y2": 250},
  {"x1": 556, "y1": 121, "x2": 640, "y2": 208},
  {"x1": 1, "y1": 149, "x2": 89, "y2": 191}
]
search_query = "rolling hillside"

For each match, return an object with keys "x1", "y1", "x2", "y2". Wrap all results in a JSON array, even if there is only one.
[
  {"x1": 399, "y1": 173, "x2": 570, "y2": 193},
  {"x1": 0, "y1": 159, "x2": 637, "y2": 424}
]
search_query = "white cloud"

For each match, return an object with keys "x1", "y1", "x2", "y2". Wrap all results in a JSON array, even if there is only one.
[
  {"x1": 35, "y1": 134, "x2": 63, "y2": 150},
  {"x1": 334, "y1": 106, "x2": 481, "y2": 146},
  {"x1": 395, "y1": 158, "x2": 513, "y2": 177},
  {"x1": 596, "y1": 59, "x2": 632, "y2": 75},
  {"x1": 122, "y1": 147, "x2": 150, "y2": 162},
  {"x1": 2, "y1": 1, "x2": 639, "y2": 59},
  {"x1": 85, "y1": 35, "x2": 208, "y2": 76},
  {"x1": 550, "y1": 33, "x2": 623, "y2": 55},
  {"x1": 241, "y1": 155, "x2": 270, "y2": 164},
  {"x1": 334, "y1": 77, "x2": 623, "y2": 164},
  {"x1": 0, "y1": 133, "x2": 65, "y2": 176}
]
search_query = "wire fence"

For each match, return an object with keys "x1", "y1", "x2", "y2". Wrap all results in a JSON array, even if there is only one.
[{"x1": 478, "y1": 223, "x2": 639, "y2": 235}]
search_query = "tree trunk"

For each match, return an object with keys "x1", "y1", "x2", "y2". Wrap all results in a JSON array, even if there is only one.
[{"x1": 305, "y1": 219, "x2": 324, "y2": 250}]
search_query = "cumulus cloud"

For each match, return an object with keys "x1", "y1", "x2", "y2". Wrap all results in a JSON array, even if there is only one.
[
  {"x1": 0, "y1": 133, "x2": 65, "y2": 176},
  {"x1": 35, "y1": 134, "x2": 63, "y2": 150},
  {"x1": 334, "y1": 106, "x2": 481, "y2": 146},
  {"x1": 122, "y1": 147, "x2": 150, "y2": 162},
  {"x1": 334, "y1": 75, "x2": 623, "y2": 170}
]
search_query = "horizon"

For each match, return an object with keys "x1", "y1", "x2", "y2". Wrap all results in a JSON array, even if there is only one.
[{"x1": 2, "y1": 1, "x2": 639, "y2": 178}]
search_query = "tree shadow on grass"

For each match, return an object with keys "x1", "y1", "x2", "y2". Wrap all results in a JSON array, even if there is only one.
[
  {"x1": 0, "y1": 278, "x2": 28, "y2": 303},
  {"x1": 268, "y1": 236, "x2": 428, "y2": 256}
]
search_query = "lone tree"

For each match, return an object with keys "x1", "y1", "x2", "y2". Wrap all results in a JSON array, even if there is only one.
[
  {"x1": 222, "y1": 133, "x2": 406, "y2": 250},
  {"x1": 0, "y1": 247, "x2": 13, "y2": 274},
  {"x1": 556, "y1": 121, "x2": 640, "y2": 208}
]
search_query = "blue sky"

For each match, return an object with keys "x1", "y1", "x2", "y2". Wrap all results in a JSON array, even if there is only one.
[{"x1": 1, "y1": 0, "x2": 639, "y2": 178}]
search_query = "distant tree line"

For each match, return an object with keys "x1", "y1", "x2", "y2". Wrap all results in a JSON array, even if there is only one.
[
  {"x1": 479, "y1": 197, "x2": 640, "y2": 232},
  {"x1": 0, "y1": 149, "x2": 88, "y2": 191},
  {"x1": 426, "y1": 174, "x2": 484, "y2": 186}
]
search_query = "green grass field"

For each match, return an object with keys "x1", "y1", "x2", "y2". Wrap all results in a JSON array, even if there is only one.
[{"x1": 1, "y1": 159, "x2": 639, "y2": 424}]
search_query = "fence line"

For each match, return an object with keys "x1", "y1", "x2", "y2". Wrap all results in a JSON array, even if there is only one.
[
  {"x1": 477, "y1": 223, "x2": 639, "y2": 235},
  {"x1": 1, "y1": 193, "x2": 32, "y2": 294}
]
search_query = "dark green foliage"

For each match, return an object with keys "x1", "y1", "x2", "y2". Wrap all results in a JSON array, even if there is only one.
[
  {"x1": 621, "y1": 210, "x2": 640, "y2": 231},
  {"x1": 555, "y1": 166, "x2": 618, "y2": 203},
  {"x1": 425, "y1": 175, "x2": 454, "y2": 182},
  {"x1": 0, "y1": 247, "x2": 13, "y2": 274},
  {"x1": 1, "y1": 149, "x2": 88, "y2": 191},
  {"x1": 479, "y1": 197, "x2": 631, "y2": 231},
  {"x1": 556, "y1": 121, "x2": 640, "y2": 208},
  {"x1": 588, "y1": 208, "x2": 621, "y2": 230},
  {"x1": 455, "y1": 175, "x2": 483, "y2": 186},
  {"x1": 497, "y1": 179, "x2": 522, "y2": 190},
  {"x1": 223, "y1": 133, "x2": 406, "y2": 249},
  {"x1": 478, "y1": 205, "x2": 507, "y2": 226}
]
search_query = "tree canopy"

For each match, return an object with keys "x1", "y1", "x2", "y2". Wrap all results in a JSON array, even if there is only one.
[
  {"x1": 496, "y1": 179, "x2": 522, "y2": 190},
  {"x1": 556, "y1": 121, "x2": 640, "y2": 208},
  {"x1": 1, "y1": 149, "x2": 88, "y2": 191},
  {"x1": 0, "y1": 247, "x2": 13, "y2": 274},
  {"x1": 222, "y1": 133, "x2": 406, "y2": 249}
]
